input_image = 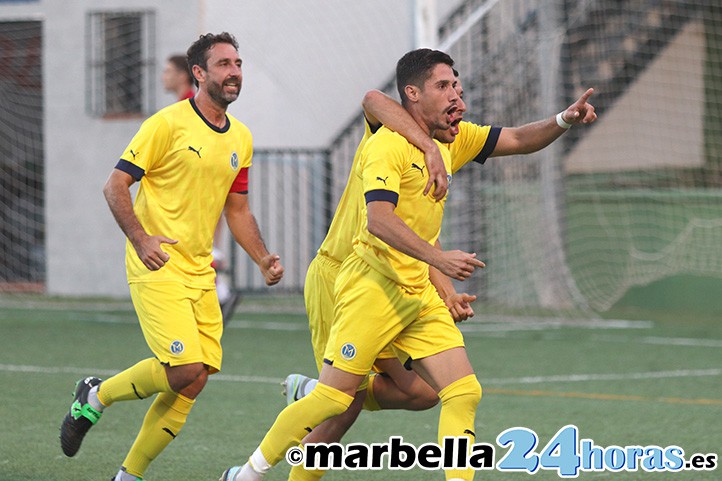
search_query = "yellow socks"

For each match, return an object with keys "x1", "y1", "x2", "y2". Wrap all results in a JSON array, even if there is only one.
[
  {"x1": 362, "y1": 373, "x2": 381, "y2": 411},
  {"x1": 438, "y1": 375, "x2": 482, "y2": 481},
  {"x1": 97, "y1": 358, "x2": 172, "y2": 406},
  {"x1": 258, "y1": 383, "x2": 353, "y2": 466},
  {"x1": 121, "y1": 392, "x2": 195, "y2": 478}
]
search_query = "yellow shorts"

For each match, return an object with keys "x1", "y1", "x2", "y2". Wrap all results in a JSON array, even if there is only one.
[
  {"x1": 304, "y1": 255, "x2": 340, "y2": 373},
  {"x1": 324, "y1": 253, "x2": 464, "y2": 376},
  {"x1": 305, "y1": 255, "x2": 396, "y2": 379},
  {"x1": 129, "y1": 281, "x2": 223, "y2": 373}
]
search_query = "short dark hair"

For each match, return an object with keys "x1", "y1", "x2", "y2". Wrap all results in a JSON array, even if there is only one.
[
  {"x1": 186, "y1": 32, "x2": 240, "y2": 86},
  {"x1": 167, "y1": 54, "x2": 192, "y2": 85},
  {"x1": 396, "y1": 48, "x2": 455, "y2": 104}
]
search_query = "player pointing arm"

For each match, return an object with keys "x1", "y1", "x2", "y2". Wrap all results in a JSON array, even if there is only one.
[
  {"x1": 491, "y1": 88, "x2": 596, "y2": 156},
  {"x1": 364, "y1": 86, "x2": 597, "y2": 161}
]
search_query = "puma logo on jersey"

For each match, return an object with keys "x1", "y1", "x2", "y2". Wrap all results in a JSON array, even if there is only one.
[
  {"x1": 376, "y1": 176, "x2": 388, "y2": 185},
  {"x1": 188, "y1": 145, "x2": 203, "y2": 158},
  {"x1": 130, "y1": 150, "x2": 140, "y2": 161},
  {"x1": 411, "y1": 163, "x2": 426, "y2": 176}
]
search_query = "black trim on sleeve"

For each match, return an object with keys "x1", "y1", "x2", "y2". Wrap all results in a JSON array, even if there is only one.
[
  {"x1": 115, "y1": 159, "x2": 145, "y2": 181},
  {"x1": 365, "y1": 189, "x2": 399, "y2": 206},
  {"x1": 472, "y1": 126, "x2": 502, "y2": 165}
]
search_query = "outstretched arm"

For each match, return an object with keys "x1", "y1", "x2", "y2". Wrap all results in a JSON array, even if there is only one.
[
  {"x1": 491, "y1": 88, "x2": 597, "y2": 157},
  {"x1": 362, "y1": 90, "x2": 448, "y2": 200},
  {"x1": 224, "y1": 193, "x2": 284, "y2": 286}
]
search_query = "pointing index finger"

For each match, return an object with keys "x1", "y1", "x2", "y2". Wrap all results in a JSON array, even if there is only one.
[{"x1": 579, "y1": 87, "x2": 594, "y2": 103}]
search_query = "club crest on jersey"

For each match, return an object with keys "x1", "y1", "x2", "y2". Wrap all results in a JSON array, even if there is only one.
[
  {"x1": 230, "y1": 152, "x2": 239, "y2": 170},
  {"x1": 170, "y1": 340, "x2": 184, "y2": 355},
  {"x1": 340, "y1": 343, "x2": 357, "y2": 361}
]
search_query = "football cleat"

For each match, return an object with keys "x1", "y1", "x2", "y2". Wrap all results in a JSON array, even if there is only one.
[
  {"x1": 281, "y1": 373, "x2": 313, "y2": 405},
  {"x1": 60, "y1": 376, "x2": 103, "y2": 457}
]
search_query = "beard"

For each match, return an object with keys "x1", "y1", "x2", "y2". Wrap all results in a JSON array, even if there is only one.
[{"x1": 206, "y1": 77, "x2": 241, "y2": 107}]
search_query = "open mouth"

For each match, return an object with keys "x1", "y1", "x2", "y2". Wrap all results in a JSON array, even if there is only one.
[
  {"x1": 445, "y1": 106, "x2": 459, "y2": 126},
  {"x1": 224, "y1": 79, "x2": 241, "y2": 91},
  {"x1": 449, "y1": 117, "x2": 462, "y2": 136}
]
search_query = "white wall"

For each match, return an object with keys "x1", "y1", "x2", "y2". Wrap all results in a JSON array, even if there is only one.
[
  {"x1": 42, "y1": 0, "x2": 202, "y2": 296},
  {"x1": 205, "y1": 1, "x2": 416, "y2": 148}
]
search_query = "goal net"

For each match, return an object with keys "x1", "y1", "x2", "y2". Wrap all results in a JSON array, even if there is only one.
[
  {"x1": 436, "y1": 0, "x2": 722, "y2": 313},
  {"x1": 0, "y1": 20, "x2": 43, "y2": 292},
  {"x1": 322, "y1": 0, "x2": 722, "y2": 315}
]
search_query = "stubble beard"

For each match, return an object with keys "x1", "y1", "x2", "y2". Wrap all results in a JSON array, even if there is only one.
[{"x1": 207, "y1": 79, "x2": 240, "y2": 108}]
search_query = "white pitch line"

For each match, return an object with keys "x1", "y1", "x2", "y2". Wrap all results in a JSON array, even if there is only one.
[
  {"x1": 229, "y1": 320, "x2": 308, "y2": 331},
  {"x1": 484, "y1": 368, "x2": 722, "y2": 386},
  {"x1": 1, "y1": 364, "x2": 719, "y2": 387},
  {"x1": 0, "y1": 363, "x2": 284, "y2": 385},
  {"x1": 228, "y1": 318, "x2": 654, "y2": 334},
  {"x1": 640, "y1": 336, "x2": 722, "y2": 348},
  {"x1": 229, "y1": 318, "x2": 722, "y2": 349},
  {"x1": 591, "y1": 334, "x2": 722, "y2": 348},
  {"x1": 0, "y1": 364, "x2": 121, "y2": 376}
]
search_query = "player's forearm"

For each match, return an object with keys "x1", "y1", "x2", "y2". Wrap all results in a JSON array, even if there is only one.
[
  {"x1": 429, "y1": 264, "x2": 455, "y2": 298},
  {"x1": 367, "y1": 207, "x2": 439, "y2": 267},
  {"x1": 362, "y1": 90, "x2": 437, "y2": 153},
  {"x1": 102, "y1": 176, "x2": 147, "y2": 246},
  {"x1": 226, "y1": 206, "x2": 270, "y2": 266},
  {"x1": 429, "y1": 241, "x2": 456, "y2": 300},
  {"x1": 494, "y1": 117, "x2": 567, "y2": 157}
]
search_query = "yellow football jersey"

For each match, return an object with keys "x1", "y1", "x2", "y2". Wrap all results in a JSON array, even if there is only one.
[
  {"x1": 447, "y1": 121, "x2": 502, "y2": 172},
  {"x1": 353, "y1": 126, "x2": 453, "y2": 292},
  {"x1": 116, "y1": 98, "x2": 253, "y2": 288},
  {"x1": 316, "y1": 119, "x2": 376, "y2": 263}
]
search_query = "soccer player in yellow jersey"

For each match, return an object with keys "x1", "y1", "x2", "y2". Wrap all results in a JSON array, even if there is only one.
[
  {"x1": 59, "y1": 32, "x2": 284, "y2": 481},
  {"x1": 222, "y1": 48, "x2": 480, "y2": 481},
  {"x1": 281, "y1": 75, "x2": 595, "y2": 480}
]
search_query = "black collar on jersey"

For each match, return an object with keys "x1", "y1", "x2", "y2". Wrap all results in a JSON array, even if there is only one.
[{"x1": 189, "y1": 97, "x2": 231, "y2": 133}]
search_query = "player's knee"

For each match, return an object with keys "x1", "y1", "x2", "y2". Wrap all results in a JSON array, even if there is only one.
[
  {"x1": 416, "y1": 390, "x2": 441, "y2": 410},
  {"x1": 406, "y1": 383, "x2": 440, "y2": 410},
  {"x1": 311, "y1": 383, "x2": 355, "y2": 419},
  {"x1": 167, "y1": 363, "x2": 206, "y2": 393},
  {"x1": 439, "y1": 375, "x2": 482, "y2": 409}
]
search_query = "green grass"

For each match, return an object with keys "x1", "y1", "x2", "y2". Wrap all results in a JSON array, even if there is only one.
[{"x1": 0, "y1": 295, "x2": 720, "y2": 480}]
